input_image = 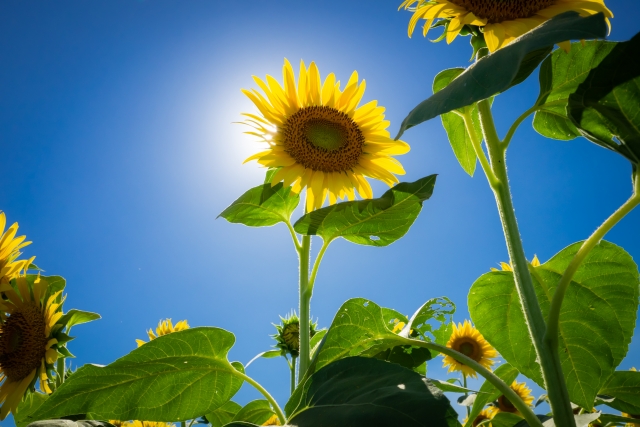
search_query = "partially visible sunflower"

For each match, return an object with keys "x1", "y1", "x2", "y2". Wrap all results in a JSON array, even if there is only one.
[
  {"x1": 0, "y1": 212, "x2": 32, "y2": 285},
  {"x1": 496, "y1": 381, "x2": 534, "y2": 415},
  {"x1": 491, "y1": 255, "x2": 540, "y2": 272},
  {"x1": 621, "y1": 412, "x2": 640, "y2": 427},
  {"x1": 400, "y1": 0, "x2": 613, "y2": 52},
  {"x1": 262, "y1": 414, "x2": 281, "y2": 426},
  {"x1": 272, "y1": 313, "x2": 317, "y2": 358},
  {"x1": 241, "y1": 59, "x2": 410, "y2": 212},
  {"x1": 0, "y1": 273, "x2": 64, "y2": 419},
  {"x1": 464, "y1": 406, "x2": 496, "y2": 427},
  {"x1": 443, "y1": 320, "x2": 497, "y2": 378},
  {"x1": 136, "y1": 319, "x2": 189, "y2": 347},
  {"x1": 124, "y1": 422, "x2": 176, "y2": 427}
]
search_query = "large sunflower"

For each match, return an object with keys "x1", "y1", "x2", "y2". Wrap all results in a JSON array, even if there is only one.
[
  {"x1": 136, "y1": 318, "x2": 189, "y2": 347},
  {"x1": 400, "y1": 0, "x2": 613, "y2": 52},
  {"x1": 0, "y1": 274, "x2": 63, "y2": 419},
  {"x1": 0, "y1": 212, "x2": 32, "y2": 285},
  {"x1": 443, "y1": 320, "x2": 497, "y2": 378},
  {"x1": 241, "y1": 59, "x2": 410, "y2": 212},
  {"x1": 496, "y1": 381, "x2": 534, "y2": 415}
]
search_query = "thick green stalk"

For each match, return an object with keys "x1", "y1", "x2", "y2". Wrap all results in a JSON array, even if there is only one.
[
  {"x1": 291, "y1": 356, "x2": 297, "y2": 395},
  {"x1": 545, "y1": 172, "x2": 640, "y2": 350},
  {"x1": 56, "y1": 358, "x2": 65, "y2": 387},
  {"x1": 234, "y1": 370, "x2": 286, "y2": 425},
  {"x1": 298, "y1": 235, "x2": 312, "y2": 382},
  {"x1": 477, "y1": 99, "x2": 576, "y2": 427}
]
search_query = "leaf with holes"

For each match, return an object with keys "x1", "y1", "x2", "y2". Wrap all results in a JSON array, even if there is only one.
[
  {"x1": 293, "y1": 175, "x2": 436, "y2": 246},
  {"x1": 219, "y1": 182, "x2": 299, "y2": 227},
  {"x1": 28, "y1": 328, "x2": 245, "y2": 423},
  {"x1": 469, "y1": 241, "x2": 639, "y2": 410}
]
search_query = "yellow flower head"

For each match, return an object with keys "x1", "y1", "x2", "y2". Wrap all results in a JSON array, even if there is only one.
[
  {"x1": 496, "y1": 381, "x2": 534, "y2": 415},
  {"x1": 622, "y1": 412, "x2": 640, "y2": 427},
  {"x1": 491, "y1": 255, "x2": 540, "y2": 272},
  {"x1": 262, "y1": 414, "x2": 281, "y2": 426},
  {"x1": 0, "y1": 274, "x2": 64, "y2": 419},
  {"x1": 400, "y1": 0, "x2": 613, "y2": 52},
  {"x1": 442, "y1": 320, "x2": 497, "y2": 378},
  {"x1": 0, "y1": 212, "x2": 32, "y2": 285},
  {"x1": 464, "y1": 406, "x2": 496, "y2": 427},
  {"x1": 241, "y1": 59, "x2": 410, "y2": 212},
  {"x1": 136, "y1": 319, "x2": 189, "y2": 347},
  {"x1": 123, "y1": 422, "x2": 176, "y2": 427}
]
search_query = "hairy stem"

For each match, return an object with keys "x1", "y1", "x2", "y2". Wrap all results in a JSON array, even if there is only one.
[
  {"x1": 291, "y1": 356, "x2": 297, "y2": 396},
  {"x1": 298, "y1": 235, "x2": 312, "y2": 382},
  {"x1": 545, "y1": 172, "x2": 640, "y2": 350},
  {"x1": 308, "y1": 239, "x2": 331, "y2": 294},
  {"x1": 460, "y1": 110, "x2": 500, "y2": 187},
  {"x1": 234, "y1": 370, "x2": 286, "y2": 425},
  {"x1": 286, "y1": 220, "x2": 302, "y2": 252},
  {"x1": 477, "y1": 99, "x2": 576, "y2": 427},
  {"x1": 502, "y1": 105, "x2": 539, "y2": 148}
]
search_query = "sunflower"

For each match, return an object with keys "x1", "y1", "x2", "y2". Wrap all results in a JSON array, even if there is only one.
[
  {"x1": 262, "y1": 414, "x2": 281, "y2": 426},
  {"x1": 496, "y1": 381, "x2": 534, "y2": 415},
  {"x1": 0, "y1": 212, "x2": 32, "y2": 285},
  {"x1": 442, "y1": 320, "x2": 497, "y2": 378},
  {"x1": 400, "y1": 0, "x2": 612, "y2": 52},
  {"x1": 464, "y1": 406, "x2": 496, "y2": 427},
  {"x1": 272, "y1": 312, "x2": 317, "y2": 358},
  {"x1": 622, "y1": 412, "x2": 640, "y2": 427},
  {"x1": 124, "y1": 422, "x2": 176, "y2": 427},
  {"x1": 241, "y1": 59, "x2": 410, "y2": 212},
  {"x1": 136, "y1": 319, "x2": 189, "y2": 347},
  {"x1": 491, "y1": 255, "x2": 540, "y2": 272},
  {"x1": 0, "y1": 274, "x2": 64, "y2": 419}
]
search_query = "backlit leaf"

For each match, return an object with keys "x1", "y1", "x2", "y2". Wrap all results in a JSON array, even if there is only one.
[{"x1": 219, "y1": 183, "x2": 299, "y2": 227}]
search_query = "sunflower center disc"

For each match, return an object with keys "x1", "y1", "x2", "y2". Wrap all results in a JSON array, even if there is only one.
[
  {"x1": 448, "y1": 0, "x2": 557, "y2": 23},
  {"x1": 458, "y1": 341, "x2": 478, "y2": 358},
  {"x1": 498, "y1": 395, "x2": 518, "y2": 412},
  {"x1": 0, "y1": 303, "x2": 48, "y2": 381},
  {"x1": 284, "y1": 106, "x2": 364, "y2": 172}
]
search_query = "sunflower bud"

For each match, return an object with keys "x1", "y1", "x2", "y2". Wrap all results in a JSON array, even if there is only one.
[{"x1": 272, "y1": 312, "x2": 317, "y2": 358}]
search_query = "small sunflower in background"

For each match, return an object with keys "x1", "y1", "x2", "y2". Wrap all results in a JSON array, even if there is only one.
[
  {"x1": 0, "y1": 273, "x2": 66, "y2": 419},
  {"x1": 273, "y1": 313, "x2": 317, "y2": 358},
  {"x1": 262, "y1": 414, "x2": 281, "y2": 426},
  {"x1": 0, "y1": 212, "x2": 33, "y2": 285},
  {"x1": 136, "y1": 319, "x2": 190, "y2": 347},
  {"x1": 464, "y1": 406, "x2": 496, "y2": 427},
  {"x1": 495, "y1": 381, "x2": 534, "y2": 415},
  {"x1": 400, "y1": 0, "x2": 612, "y2": 52},
  {"x1": 491, "y1": 255, "x2": 540, "y2": 272},
  {"x1": 443, "y1": 320, "x2": 497, "y2": 378},
  {"x1": 241, "y1": 59, "x2": 410, "y2": 212}
]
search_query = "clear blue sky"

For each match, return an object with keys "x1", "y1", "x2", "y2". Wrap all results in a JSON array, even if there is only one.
[{"x1": 1, "y1": 0, "x2": 638, "y2": 424}]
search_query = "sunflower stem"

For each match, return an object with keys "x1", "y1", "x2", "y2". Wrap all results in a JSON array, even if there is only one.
[
  {"x1": 286, "y1": 220, "x2": 302, "y2": 252},
  {"x1": 463, "y1": 374, "x2": 470, "y2": 418},
  {"x1": 291, "y1": 356, "x2": 297, "y2": 396},
  {"x1": 233, "y1": 370, "x2": 286, "y2": 425},
  {"x1": 298, "y1": 235, "x2": 312, "y2": 383},
  {"x1": 501, "y1": 104, "x2": 539, "y2": 149},
  {"x1": 460, "y1": 110, "x2": 500, "y2": 188},
  {"x1": 544, "y1": 171, "x2": 640, "y2": 355},
  {"x1": 308, "y1": 239, "x2": 331, "y2": 294},
  {"x1": 477, "y1": 98, "x2": 576, "y2": 427}
]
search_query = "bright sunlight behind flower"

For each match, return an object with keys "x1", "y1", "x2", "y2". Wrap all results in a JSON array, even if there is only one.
[
  {"x1": 443, "y1": 320, "x2": 497, "y2": 378},
  {"x1": 401, "y1": 0, "x2": 612, "y2": 51},
  {"x1": 241, "y1": 59, "x2": 410, "y2": 212}
]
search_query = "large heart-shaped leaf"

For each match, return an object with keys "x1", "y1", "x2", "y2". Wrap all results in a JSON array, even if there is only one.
[
  {"x1": 533, "y1": 40, "x2": 616, "y2": 140},
  {"x1": 568, "y1": 32, "x2": 640, "y2": 166},
  {"x1": 465, "y1": 364, "x2": 520, "y2": 427},
  {"x1": 29, "y1": 328, "x2": 245, "y2": 423},
  {"x1": 396, "y1": 12, "x2": 607, "y2": 138},
  {"x1": 599, "y1": 370, "x2": 640, "y2": 414},
  {"x1": 293, "y1": 175, "x2": 436, "y2": 246},
  {"x1": 205, "y1": 401, "x2": 241, "y2": 427},
  {"x1": 469, "y1": 241, "x2": 639, "y2": 409},
  {"x1": 219, "y1": 182, "x2": 299, "y2": 227},
  {"x1": 285, "y1": 357, "x2": 460, "y2": 427}
]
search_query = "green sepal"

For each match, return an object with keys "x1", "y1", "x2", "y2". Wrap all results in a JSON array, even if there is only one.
[
  {"x1": 57, "y1": 346, "x2": 75, "y2": 359},
  {"x1": 52, "y1": 332, "x2": 75, "y2": 346},
  {"x1": 57, "y1": 309, "x2": 101, "y2": 330}
]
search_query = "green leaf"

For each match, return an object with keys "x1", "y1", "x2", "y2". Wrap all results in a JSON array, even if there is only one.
[
  {"x1": 568, "y1": 32, "x2": 640, "y2": 166},
  {"x1": 58, "y1": 309, "x2": 101, "y2": 330},
  {"x1": 231, "y1": 400, "x2": 275, "y2": 425},
  {"x1": 15, "y1": 393, "x2": 49, "y2": 427},
  {"x1": 309, "y1": 329, "x2": 327, "y2": 356},
  {"x1": 490, "y1": 412, "x2": 524, "y2": 427},
  {"x1": 598, "y1": 413, "x2": 640, "y2": 426},
  {"x1": 533, "y1": 41, "x2": 616, "y2": 141},
  {"x1": 29, "y1": 328, "x2": 244, "y2": 423},
  {"x1": 25, "y1": 422, "x2": 116, "y2": 427},
  {"x1": 431, "y1": 379, "x2": 479, "y2": 394},
  {"x1": 285, "y1": 356, "x2": 461, "y2": 427},
  {"x1": 469, "y1": 241, "x2": 639, "y2": 409},
  {"x1": 465, "y1": 364, "x2": 519, "y2": 427},
  {"x1": 433, "y1": 68, "x2": 479, "y2": 176},
  {"x1": 404, "y1": 296, "x2": 455, "y2": 359},
  {"x1": 205, "y1": 400, "x2": 242, "y2": 427},
  {"x1": 396, "y1": 12, "x2": 607, "y2": 138},
  {"x1": 219, "y1": 182, "x2": 299, "y2": 227},
  {"x1": 293, "y1": 175, "x2": 436, "y2": 246},
  {"x1": 599, "y1": 370, "x2": 640, "y2": 414}
]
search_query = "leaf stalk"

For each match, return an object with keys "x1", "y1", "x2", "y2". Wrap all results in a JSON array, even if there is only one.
[{"x1": 233, "y1": 370, "x2": 286, "y2": 425}]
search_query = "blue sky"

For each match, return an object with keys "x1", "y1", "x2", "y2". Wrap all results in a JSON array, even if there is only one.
[{"x1": 1, "y1": 0, "x2": 638, "y2": 424}]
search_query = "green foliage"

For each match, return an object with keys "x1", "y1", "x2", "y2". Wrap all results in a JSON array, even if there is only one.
[
  {"x1": 405, "y1": 296, "x2": 455, "y2": 358},
  {"x1": 231, "y1": 400, "x2": 276, "y2": 425},
  {"x1": 568, "y1": 32, "x2": 640, "y2": 167},
  {"x1": 533, "y1": 40, "x2": 616, "y2": 140},
  {"x1": 285, "y1": 356, "x2": 461, "y2": 427},
  {"x1": 396, "y1": 12, "x2": 607, "y2": 138},
  {"x1": 58, "y1": 309, "x2": 101, "y2": 331},
  {"x1": 15, "y1": 393, "x2": 49, "y2": 427},
  {"x1": 29, "y1": 328, "x2": 244, "y2": 423},
  {"x1": 465, "y1": 364, "x2": 519, "y2": 427},
  {"x1": 219, "y1": 182, "x2": 299, "y2": 227},
  {"x1": 433, "y1": 68, "x2": 479, "y2": 176},
  {"x1": 205, "y1": 401, "x2": 242, "y2": 427},
  {"x1": 431, "y1": 379, "x2": 479, "y2": 394},
  {"x1": 490, "y1": 412, "x2": 524, "y2": 427},
  {"x1": 469, "y1": 241, "x2": 639, "y2": 410},
  {"x1": 599, "y1": 370, "x2": 640, "y2": 414},
  {"x1": 294, "y1": 175, "x2": 436, "y2": 246}
]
